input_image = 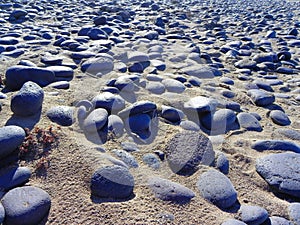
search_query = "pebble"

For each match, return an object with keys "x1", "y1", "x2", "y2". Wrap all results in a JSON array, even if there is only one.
[
  {"x1": 269, "y1": 110, "x2": 291, "y2": 126},
  {"x1": 0, "y1": 166, "x2": 31, "y2": 191},
  {"x1": 48, "y1": 81, "x2": 70, "y2": 89},
  {"x1": 161, "y1": 78, "x2": 186, "y2": 93},
  {"x1": 1, "y1": 186, "x2": 51, "y2": 225},
  {"x1": 0, "y1": 125, "x2": 25, "y2": 159},
  {"x1": 11, "y1": 81, "x2": 44, "y2": 117},
  {"x1": 118, "y1": 101, "x2": 157, "y2": 118},
  {"x1": 184, "y1": 96, "x2": 218, "y2": 114},
  {"x1": 112, "y1": 149, "x2": 138, "y2": 168},
  {"x1": 238, "y1": 205, "x2": 269, "y2": 225},
  {"x1": 266, "y1": 216, "x2": 293, "y2": 225},
  {"x1": 83, "y1": 108, "x2": 108, "y2": 133},
  {"x1": 201, "y1": 109, "x2": 236, "y2": 132},
  {"x1": 165, "y1": 130, "x2": 215, "y2": 175},
  {"x1": 247, "y1": 89, "x2": 275, "y2": 106},
  {"x1": 146, "y1": 81, "x2": 165, "y2": 94},
  {"x1": 252, "y1": 140, "x2": 300, "y2": 153},
  {"x1": 90, "y1": 165, "x2": 134, "y2": 199},
  {"x1": 215, "y1": 151, "x2": 229, "y2": 174},
  {"x1": 237, "y1": 112, "x2": 262, "y2": 132},
  {"x1": 92, "y1": 92, "x2": 125, "y2": 114},
  {"x1": 5, "y1": 65, "x2": 55, "y2": 90},
  {"x1": 161, "y1": 105, "x2": 184, "y2": 124},
  {"x1": 148, "y1": 177, "x2": 195, "y2": 203},
  {"x1": 275, "y1": 128, "x2": 300, "y2": 141},
  {"x1": 256, "y1": 152, "x2": 300, "y2": 198},
  {"x1": 142, "y1": 153, "x2": 161, "y2": 169},
  {"x1": 197, "y1": 169, "x2": 237, "y2": 208},
  {"x1": 47, "y1": 66, "x2": 74, "y2": 79},
  {"x1": 179, "y1": 120, "x2": 201, "y2": 131},
  {"x1": 288, "y1": 203, "x2": 300, "y2": 225},
  {"x1": 121, "y1": 142, "x2": 140, "y2": 152},
  {"x1": 108, "y1": 115, "x2": 124, "y2": 137},
  {"x1": 81, "y1": 54, "x2": 114, "y2": 75},
  {"x1": 46, "y1": 106, "x2": 74, "y2": 126}
]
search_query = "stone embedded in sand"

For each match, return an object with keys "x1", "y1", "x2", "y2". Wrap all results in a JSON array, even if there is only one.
[
  {"x1": 118, "y1": 101, "x2": 157, "y2": 118},
  {"x1": 48, "y1": 81, "x2": 70, "y2": 89},
  {"x1": 238, "y1": 205, "x2": 269, "y2": 225},
  {"x1": 197, "y1": 169, "x2": 237, "y2": 208},
  {"x1": 237, "y1": 112, "x2": 262, "y2": 132},
  {"x1": 5, "y1": 65, "x2": 55, "y2": 91},
  {"x1": 215, "y1": 151, "x2": 229, "y2": 174},
  {"x1": 269, "y1": 110, "x2": 291, "y2": 126},
  {"x1": 11, "y1": 81, "x2": 44, "y2": 117},
  {"x1": 161, "y1": 78, "x2": 186, "y2": 93},
  {"x1": 275, "y1": 128, "x2": 300, "y2": 140},
  {"x1": 252, "y1": 140, "x2": 300, "y2": 153},
  {"x1": 0, "y1": 37, "x2": 19, "y2": 45},
  {"x1": 256, "y1": 152, "x2": 300, "y2": 198},
  {"x1": 221, "y1": 219, "x2": 247, "y2": 225},
  {"x1": 148, "y1": 177, "x2": 195, "y2": 203},
  {"x1": 267, "y1": 216, "x2": 293, "y2": 225},
  {"x1": 288, "y1": 203, "x2": 300, "y2": 225},
  {"x1": 165, "y1": 130, "x2": 215, "y2": 175},
  {"x1": 83, "y1": 108, "x2": 108, "y2": 133},
  {"x1": 184, "y1": 96, "x2": 218, "y2": 114},
  {"x1": 235, "y1": 59, "x2": 257, "y2": 70},
  {"x1": 0, "y1": 166, "x2": 31, "y2": 191},
  {"x1": 161, "y1": 105, "x2": 184, "y2": 124},
  {"x1": 2, "y1": 186, "x2": 51, "y2": 225},
  {"x1": 112, "y1": 149, "x2": 138, "y2": 168},
  {"x1": 90, "y1": 165, "x2": 134, "y2": 198},
  {"x1": 146, "y1": 81, "x2": 166, "y2": 95},
  {"x1": 81, "y1": 54, "x2": 114, "y2": 75},
  {"x1": 247, "y1": 89, "x2": 275, "y2": 106},
  {"x1": 46, "y1": 106, "x2": 74, "y2": 126},
  {"x1": 0, "y1": 126, "x2": 25, "y2": 159},
  {"x1": 142, "y1": 153, "x2": 161, "y2": 169}
]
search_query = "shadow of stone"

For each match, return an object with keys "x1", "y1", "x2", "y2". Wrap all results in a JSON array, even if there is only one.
[
  {"x1": 263, "y1": 103, "x2": 284, "y2": 111},
  {"x1": 91, "y1": 193, "x2": 135, "y2": 204},
  {"x1": 84, "y1": 126, "x2": 108, "y2": 145},
  {"x1": 37, "y1": 211, "x2": 50, "y2": 225},
  {"x1": 221, "y1": 200, "x2": 241, "y2": 213},
  {"x1": 5, "y1": 110, "x2": 41, "y2": 130}
]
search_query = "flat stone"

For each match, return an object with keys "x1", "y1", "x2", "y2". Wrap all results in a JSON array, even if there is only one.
[
  {"x1": 161, "y1": 78, "x2": 185, "y2": 93},
  {"x1": 148, "y1": 177, "x2": 195, "y2": 203},
  {"x1": 197, "y1": 169, "x2": 237, "y2": 208},
  {"x1": 5, "y1": 65, "x2": 55, "y2": 90},
  {"x1": 1, "y1": 186, "x2": 51, "y2": 225},
  {"x1": 81, "y1": 54, "x2": 114, "y2": 75},
  {"x1": 256, "y1": 152, "x2": 300, "y2": 198},
  {"x1": 252, "y1": 140, "x2": 300, "y2": 153},
  {"x1": 165, "y1": 130, "x2": 215, "y2": 175}
]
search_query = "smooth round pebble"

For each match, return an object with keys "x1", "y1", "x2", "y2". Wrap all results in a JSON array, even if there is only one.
[
  {"x1": 90, "y1": 165, "x2": 134, "y2": 198},
  {"x1": 238, "y1": 205, "x2": 269, "y2": 225},
  {"x1": 197, "y1": 169, "x2": 237, "y2": 208},
  {"x1": 83, "y1": 108, "x2": 108, "y2": 133},
  {"x1": 0, "y1": 125, "x2": 25, "y2": 158},
  {"x1": 269, "y1": 110, "x2": 291, "y2": 126},
  {"x1": 46, "y1": 106, "x2": 74, "y2": 126},
  {"x1": 0, "y1": 166, "x2": 31, "y2": 191}
]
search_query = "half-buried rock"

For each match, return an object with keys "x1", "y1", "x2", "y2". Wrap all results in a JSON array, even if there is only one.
[
  {"x1": 165, "y1": 130, "x2": 215, "y2": 175},
  {"x1": 1, "y1": 186, "x2": 51, "y2": 225},
  {"x1": 46, "y1": 106, "x2": 74, "y2": 126},
  {"x1": 0, "y1": 166, "x2": 31, "y2": 191},
  {"x1": 148, "y1": 177, "x2": 195, "y2": 203},
  {"x1": 11, "y1": 81, "x2": 44, "y2": 117},
  {"x1": 256, "y1": 152, "x2": 300, "y2": 198},
  {"x1": 197, "y1": 169, "x2": 237, "y2": 209},
  {"x1": 0, "y1": 125, "x2": 25, "y2": 159},
  {"x1": 90, "y1": 165, "x2": 134, "y2": 198}
]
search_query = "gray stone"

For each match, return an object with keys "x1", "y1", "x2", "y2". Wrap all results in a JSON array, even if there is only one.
[
  {"x1": 90, "y1": 165, "x2": 134, "y2": 198},
  {"x1": 11, "y1": 81, "x2": 44, "y2": 116},
  {"x1": 221, "y1": 219, "x2": 247, "y2": 225},
  {"x1": 92, "y1": 92, "x2": 125, "y2": 113},
  {"x1": 201, "y1": 109, "x2": 236, "y2": 132},
  {"x1": 46, "y1": 106, "x2": 74, "y2": 126},
  {"x1": 83, "y1": 108, "x2": 108, "y2": 133},
  {"x1": 165, "y1": 130, "x2": 215, "y2": 175},
  {"x1": 142, "y1": 153, "x2": 161, "y2": 169},
  {"x1": 112, "y1": 149, "x2": 138, "y2": 168},
  {"x1": 0, "y1": 166, "x2": 31, "y2": 191},
  {"x1": 238, "y1": 205, "x2": 269, "y2": 225},
  {"x1": 148, "y1": 177, "x2": 195, "y2": 203},
  {"x1": 252, "y1": 140, "x2": 300, "y2": 153},
  {"x1": 247, "y1": 89, "x2": 275, "y2": 106},
  {"x1": 270, "y1": 110, "x2": 291, "y2": 126},
  {"x1": 197, "y1": 169, "x2": 237, "y2": 208},
  {"x1": 2, "y1": 186, "x2": 51, "y2": 225},
  {"x1": 237, "y1": 112, "x2": 262, "y2": 131},
  {"x1": 256, "y1": 152, "x2": 300, "y2": 198},
  {"x1": 288, "y1": 203, "x2": 300, "y2": 225},
  {"x1": 0, "y1": 125, "x2": 25, "y2": 159}
]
